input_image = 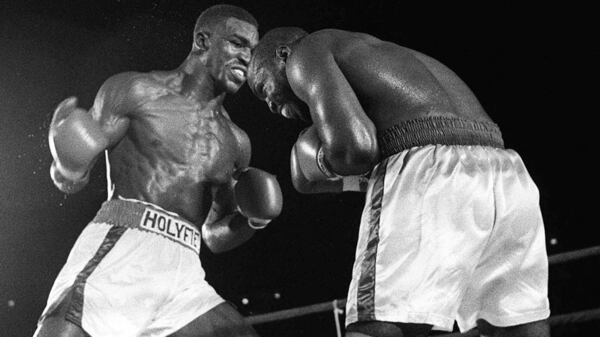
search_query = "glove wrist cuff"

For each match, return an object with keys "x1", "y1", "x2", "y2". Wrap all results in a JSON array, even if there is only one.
[
  {"x1": 316, "y1": 146, "x2": 340, "y2": 179},
  {"x1": 247, "y1": 218, "x2": 269, "y2": 230},
  {"x1": 53, "y1": 160, "x2": 89, "y2": 182},
  {"x1": 342, "y1": 175, "x2": 369, "y2": 192}
]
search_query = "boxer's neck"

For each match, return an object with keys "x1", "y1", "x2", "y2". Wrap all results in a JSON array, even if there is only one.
[{"x1": 178, "y1": 55, "x2": 223, "y2": 103}]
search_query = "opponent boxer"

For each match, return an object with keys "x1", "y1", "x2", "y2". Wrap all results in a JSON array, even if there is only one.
[
  {"x1": 35, "y1": 5, "x2": 282, "y2": 337},
  {"x1": 248, "y1": 27, "x2": 550, "y2": 337}
]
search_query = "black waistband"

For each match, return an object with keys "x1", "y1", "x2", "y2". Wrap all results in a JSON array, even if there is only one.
[{"x1": 377, "y1": 116, "x2": 505, "y2": 158}]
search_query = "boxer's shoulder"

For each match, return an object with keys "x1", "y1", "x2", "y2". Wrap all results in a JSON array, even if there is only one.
[
  {"x1": 100, "y1": 71, "x2": 186, "y2": 117},
  {"x1": 127, "y1": 71, "x2": 179, "y2": 100},
  {"x1": 100, "y1": 71, "x2": 182, "y2": 99},
  {"x1": 290, "y1": 30, "x2": 336, "y2": 58},
  {"x1": 298, "y1": 29, "x2": 378, "y2": 54},
  {"x1": 100, "y1": 71, "x2": 148, "y2": 92},
  {"x1": 93, "y1": 72, "x2": 154, "y2": 112}
]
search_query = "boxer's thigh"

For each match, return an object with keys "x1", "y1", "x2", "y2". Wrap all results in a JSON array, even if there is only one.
[
  {"x1": 170, "y1": 302, "x2": 257, "y2": 337},
  {"x1": 35, "y1": 289, "x2": 90, "y2": 337}
]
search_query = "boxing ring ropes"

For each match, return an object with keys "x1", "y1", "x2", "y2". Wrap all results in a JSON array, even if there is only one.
[{"x1": 244, "y1": 245, "x2": 600, "y2": 336}]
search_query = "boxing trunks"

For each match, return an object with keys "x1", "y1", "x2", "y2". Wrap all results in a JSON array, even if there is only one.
[
  {"x1": 345, "y1": 116, "x2": 550, "y2": 331},
  {"x1": 35, "y1": 197, "x2": 224, "y2": 337}
]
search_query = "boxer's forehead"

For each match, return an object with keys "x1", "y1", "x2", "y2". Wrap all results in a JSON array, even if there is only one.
[{"x1": 221, "y1": 17, "x2": 258, "y2": 47}]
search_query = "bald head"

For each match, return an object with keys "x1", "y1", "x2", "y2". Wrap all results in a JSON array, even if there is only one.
[
  {"x1": 249, "y1": 27, "x2": 307, "y2": 81},
  {"x1": 247, "y1": 27, "x2": 311, "y2": 121}
]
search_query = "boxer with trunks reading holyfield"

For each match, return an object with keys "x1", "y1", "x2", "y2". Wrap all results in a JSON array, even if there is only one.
[{"x1": 36, "y1": 5, "x2": 281, "y2": 337}]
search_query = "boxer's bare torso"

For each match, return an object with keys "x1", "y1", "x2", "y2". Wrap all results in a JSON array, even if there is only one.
[
  {"x1": 99, "y1": 71, "x2": 249, "y2": 225},
  {"x1": 288, "y1": 29, "x2": 493, "y2": 130},
  {"x1": 39, "y1": 8, "x2": 264, "y2": 337},
  {"x1": 249, "y1": 27, "x2": 499, "y2": 190}
]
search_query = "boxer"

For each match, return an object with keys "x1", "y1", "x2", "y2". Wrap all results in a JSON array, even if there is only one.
[
  {"x1": 248, "y1": 27, "x2": 550, "y2": 337},
  {"x1": 35, "y1": 5, "x2": 281, "y2": 337}
]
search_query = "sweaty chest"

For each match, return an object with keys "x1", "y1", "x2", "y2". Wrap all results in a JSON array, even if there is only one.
[{"x1": 134, "y1": 96, "x2": 240, "y2": 181}]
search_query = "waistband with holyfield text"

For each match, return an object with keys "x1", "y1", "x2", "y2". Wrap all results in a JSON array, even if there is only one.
[{"x1": 91, "y1": 198, "x2": 201, "y2": 254}]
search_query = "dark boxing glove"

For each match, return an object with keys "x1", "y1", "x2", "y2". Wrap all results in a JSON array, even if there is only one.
[{"x1": 234, "y1": 167, "x2": 283, "y2": 229}]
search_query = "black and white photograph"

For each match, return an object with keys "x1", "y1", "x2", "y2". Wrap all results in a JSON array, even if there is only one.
[{"x1": 0, "y1": 1, "x2": 596, "y2": 336}]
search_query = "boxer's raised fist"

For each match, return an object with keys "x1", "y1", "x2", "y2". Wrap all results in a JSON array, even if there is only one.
[{"x1": 49, "y1": 97, "x2": 108, "y2": 180}]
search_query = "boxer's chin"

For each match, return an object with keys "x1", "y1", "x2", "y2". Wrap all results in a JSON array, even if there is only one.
[{"x1": 225, "y1": 80, "x2": 243, "y2": 94}]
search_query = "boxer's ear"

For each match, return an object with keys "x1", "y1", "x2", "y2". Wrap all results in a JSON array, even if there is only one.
[
  {"x1": 275, "y1": 45, "x2": 291, "y2": 61},
  {"x1": 194, "y1": 31, "x2": 211, "y2": 52}
]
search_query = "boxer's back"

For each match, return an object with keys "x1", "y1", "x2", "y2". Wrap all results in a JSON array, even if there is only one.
[
  {"x1": 309, "y1": 29, "x2": 492, "y2": 131},
  {"x1": 108, "y1": 71, "x2": 247, "y2": 224}
]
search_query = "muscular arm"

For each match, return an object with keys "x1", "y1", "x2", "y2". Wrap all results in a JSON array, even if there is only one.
[
  {"x1": 49, "y1": 72, "x2": 140, "y2": 193},
  {"x1": 287, "y1": 31, "x2": 379, "y2": 176},
  {"x1": 202, "y1": 124, "x2": 256, "y2": 254}
]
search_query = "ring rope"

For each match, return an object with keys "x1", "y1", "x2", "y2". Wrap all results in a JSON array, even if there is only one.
[
  {"x1": 548, "y1": 245, "x2": 600, "y2": 265},
  {"x1": 246, "y1": 299, "x2": 347, "y2": 325},
  {"x1": 333, "y1": 299, "x2": 344, "y2": 337},
  {"x1": 548, "y1": 307, "x2": 600, "y2": 325},
  {"x1": 245, "y1": 245, "x2": 600, "y2": 326}
]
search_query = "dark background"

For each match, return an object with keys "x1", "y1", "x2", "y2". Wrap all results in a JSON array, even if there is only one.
[{"x1": 0, "y1": 1, "x2": 597, "y2": 336}]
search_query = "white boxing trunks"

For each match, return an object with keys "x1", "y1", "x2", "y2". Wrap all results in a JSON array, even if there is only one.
[
  {"x1": 35, "y1": 198, "x2": 224, "y2": 337},
  {"x1": 345, "y1": 117, "x2": 550, "y2": 332}
]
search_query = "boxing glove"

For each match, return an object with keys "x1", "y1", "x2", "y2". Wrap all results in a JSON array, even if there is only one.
[
  {"x1": 48, "y1": 97, "x2": 109, "y2": 180},
  {"x1": 292, "y1": 126, "x2": 339, "y2": 182},
  {"x1": 234, "y1": 167, "x2": 283, "y2": 229}
]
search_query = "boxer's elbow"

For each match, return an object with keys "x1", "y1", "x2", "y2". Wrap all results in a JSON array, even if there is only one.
[
  {"x1": 327, "y1": 138, "x2": 378, "y2": 176},
  {"x1": 202, "y1": 218, "x2": 254, "y2": 254},
  {"x1": 204, "y1": 237, "x2": 249, "y2": 254},
  {"x1": 202, "y1": 230, "x2": 228, "y2": 254},
  {"x1": 204, "y1": 239, "x2": 228, "y2": 254}
]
